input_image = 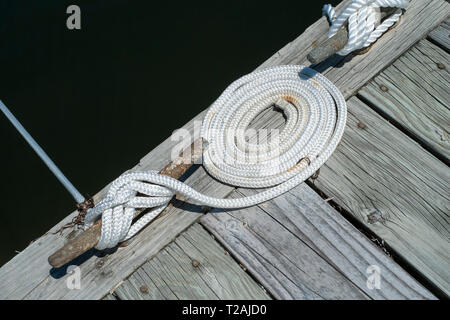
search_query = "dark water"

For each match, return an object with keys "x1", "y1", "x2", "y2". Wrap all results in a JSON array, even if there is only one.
[{"x1": 0, "y1": 0, "x2": 339, "y2": 265}]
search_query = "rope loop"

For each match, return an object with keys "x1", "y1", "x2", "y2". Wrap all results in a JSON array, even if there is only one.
[
  {"x1": 84, "y1": 65, "x2": 347, "y2": 250},
  {"x1": 323, "y1": 0, "x2": 409, "y2": 55}
]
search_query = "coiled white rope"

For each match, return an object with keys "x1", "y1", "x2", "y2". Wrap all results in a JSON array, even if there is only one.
[
  {"x1": 323, "y1": 0, "x2": 408, "y2": 56},
  {"x1": 84, "y1": 65, "x2": 347, "y2": 250}
]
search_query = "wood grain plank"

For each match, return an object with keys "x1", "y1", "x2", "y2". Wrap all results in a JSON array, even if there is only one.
[
  {"x1": 201, "y1": 185, "x2": 435, "y2": 300},
  {"x1": 21, "y1": 167, "x2": 233, "y2": 299},
  {"x1": 313, "y1": 96, "x2": 450, "y2": 296},
  {"x1": 114, "y1": 223, "x2": 271, "y2": 300},
  {"x1": 358, "y1": 40, "x2": 450, "y2": 163},
  {"x1": 428, "y1": 18, "x2": 450, "y2": 51},
  {"x1": 0, "y1": 105, "x2": 206, "y2": 299}
]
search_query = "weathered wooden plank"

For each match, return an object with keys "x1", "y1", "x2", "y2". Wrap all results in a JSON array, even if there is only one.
[
  {"x1": 113, "y1": 223, "x2": 270, "y2": 300},
  {"x1": 312, "y1": 96, "x2": 450, "y2": 296},
  {"x1": 201, "y1": 0, "x2": 450, "y2": 296},
  {"x1": 428, "y1": 18, "x2": 450, "y2": 51},
  {"x1": 1, "y1": 0, "x2": 447, "y2": 300},
  {"x1": 358, "y1": 40, "x2": 450, "y2": 163},
  {"x1": 201, "y1": 185, "x2": 435, "y2": 300},
  {"x1": 202, "y1": 196, "x2": 363, "y2": 300}
]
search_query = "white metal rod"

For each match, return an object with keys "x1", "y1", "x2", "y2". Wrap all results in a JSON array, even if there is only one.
[{"x1": 0, "y1": 100, "x2": 85, "y2": 203}]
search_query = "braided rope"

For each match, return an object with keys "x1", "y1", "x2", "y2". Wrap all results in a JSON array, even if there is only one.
[
  {"x1": 323, "y1": 0, "x2": 409, "y2": 56},
  {"x1": 84, "y1": 65, "x2": 347, "y2": 250}
]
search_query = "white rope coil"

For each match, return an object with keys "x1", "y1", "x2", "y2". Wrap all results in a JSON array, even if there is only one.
[
  {"x1": 84, "y1": 65, "x2": 347, "y2": 250},
  {"x1": 323, "y1": 0, "x2": 409, "y2": 56}
]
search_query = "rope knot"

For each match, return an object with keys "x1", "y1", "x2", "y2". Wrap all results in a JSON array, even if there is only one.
[
  {"x1": 84, "y1": 171, "x2": 175, "y2": 250},
  {"x1": 323, "y1": 0, "x2": 409, "y2": 55}
]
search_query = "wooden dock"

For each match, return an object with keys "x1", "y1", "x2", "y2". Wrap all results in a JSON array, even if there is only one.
[{"x1": 0, "y1": 0, "x2": 448, "y2": 300}]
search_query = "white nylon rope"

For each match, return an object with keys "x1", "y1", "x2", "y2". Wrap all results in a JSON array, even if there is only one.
[
  {"x1": 323, "y1": 0, "x2": 409, "y2": 56},
  {"x1": 84, "y1": 65, "x2": 347, "y2": 250}
]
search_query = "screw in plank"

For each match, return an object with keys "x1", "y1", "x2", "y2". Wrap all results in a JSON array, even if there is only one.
[
  {"x1": 437, "y1": 63, "x2": 445, "y2": 70},
  {"x1": 379, "y1": 85, "x2": 388, "y2": 92},
  {"x1": 358, "y1": 121, "x2": 366, "y2": 129},
  {"x1": 192, "y1": 259, "x2": 200, "y2": 268},
  {"x1": 202, "y1": 139, "x2": 209, "y2": 150},
  {"x1": 311, "y1": 168, "x2": 321, "y2": 180},
  {"x1": 119, "y1": 240, "x2": 130, "y2": 247}
]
